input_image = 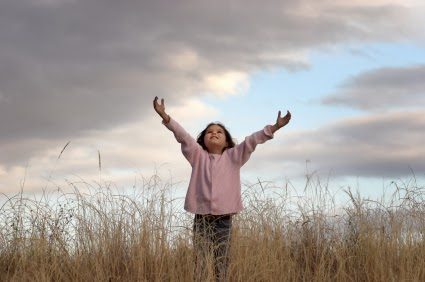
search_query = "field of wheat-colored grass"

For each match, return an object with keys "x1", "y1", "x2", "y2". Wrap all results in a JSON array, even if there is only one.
[{"x1": 1, "y1": 172, "x2": 424, "y2": 281}]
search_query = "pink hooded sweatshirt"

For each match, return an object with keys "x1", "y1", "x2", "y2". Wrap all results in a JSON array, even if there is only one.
[{"x1": 164, "y1": 118, "x2": 274, "y2": 215}]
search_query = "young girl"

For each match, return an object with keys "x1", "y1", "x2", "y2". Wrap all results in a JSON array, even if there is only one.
[{"x1": 153, "y1": 96, "x2": 291, "y2": 281}]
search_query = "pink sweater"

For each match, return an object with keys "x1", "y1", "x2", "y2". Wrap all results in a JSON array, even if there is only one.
[{"x1": 164, "y1": 118, "x2": 274, "y2": 215}]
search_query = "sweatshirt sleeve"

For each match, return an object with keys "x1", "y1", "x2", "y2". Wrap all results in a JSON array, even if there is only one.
[
  {"x1": 227, "y1": 125, "x2": 274, "y2": 166},
  {"x1": 163, "y1": 117, "x2": 202, "y2": 166}
]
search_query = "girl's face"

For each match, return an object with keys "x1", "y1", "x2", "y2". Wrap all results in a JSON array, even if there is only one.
[{"x1": 203, "y1": 124, "x2": 228, "y2": 153}]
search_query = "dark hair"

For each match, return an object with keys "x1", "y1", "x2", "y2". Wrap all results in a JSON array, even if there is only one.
[{"x1": 196, "y1": 122, "x2": 236, "y2": 152}]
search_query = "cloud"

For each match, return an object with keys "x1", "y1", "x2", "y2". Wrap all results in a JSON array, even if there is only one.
[
  {"x1": 322, "y1": 65, "x2": 425, "y2": 110},
  {"x1": 0, "y1": 0, "x2": 420, "y2": 141},
  {"x1": 203, "y1": 71, "x2": 250, "y2": 98},
  {"x1": 253, "y1": 110, "x2": 425, "y2": 178},
  {"x1": 0, "y1": 0, "x2": 424, "y2": 190},
  {"x1": 0, "y1": 98, "x2": 217, "y2": 193}
]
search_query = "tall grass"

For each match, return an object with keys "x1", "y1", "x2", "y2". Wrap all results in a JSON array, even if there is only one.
[{"x1": 1, "y1": 172, "x2": 424, "y2": 281}]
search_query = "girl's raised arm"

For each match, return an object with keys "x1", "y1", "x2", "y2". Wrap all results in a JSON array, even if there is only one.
[
  {"x1": 154, "y1": 96, "x2": 201, "y2": 165},
  {"x1": 228, "y1": 110, "x2": 291, "y2": 166},
  {"x1": 153, "y1": 96, "x2": 170, "y2": 123}
]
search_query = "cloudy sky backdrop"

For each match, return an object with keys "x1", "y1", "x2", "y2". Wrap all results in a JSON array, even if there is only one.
[{"x1": 1, "y1": 0, "x2": 424, "y2": 198}]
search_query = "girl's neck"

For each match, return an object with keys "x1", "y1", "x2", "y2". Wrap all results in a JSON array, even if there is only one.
[{"x1": 207, "y1": 148, "x2": 223, "y2": 155}]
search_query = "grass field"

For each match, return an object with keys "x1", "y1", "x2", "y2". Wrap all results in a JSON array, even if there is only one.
[{"x1": 1, "y1": 173, "x2": 424, "y2": 281}]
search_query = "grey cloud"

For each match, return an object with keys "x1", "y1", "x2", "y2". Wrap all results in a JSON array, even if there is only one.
[
  {"x1": 322, "y1": 65, "x2": 425, "y2": 110},
  {"x1": 0, "y1": 0, "x2": 419, "y2": 165},
  {"x1": 261, "y1": 111, "x2": 425, "y2": 178}
]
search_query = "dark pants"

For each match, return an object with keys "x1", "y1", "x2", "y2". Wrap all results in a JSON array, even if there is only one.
[{"x1": 193, "y1": 214, "x2": 232, "y2": 282}]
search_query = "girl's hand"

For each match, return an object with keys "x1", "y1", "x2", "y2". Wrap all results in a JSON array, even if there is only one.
[
  {"x1": 153, "y1": 96, "x2": 170, "y2": 122},
  {"x1": 273, "y1": 110, "x2": 291, "y2": 132}
]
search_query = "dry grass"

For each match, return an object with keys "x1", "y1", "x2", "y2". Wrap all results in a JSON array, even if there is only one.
[{"x1": 1, "y1": 172, "x2": 424, "y2": 281}]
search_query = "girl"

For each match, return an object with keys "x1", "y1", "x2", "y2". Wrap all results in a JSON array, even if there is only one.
[{"x1": 153, "y1": 96, "x2": 291, "y2": 281}]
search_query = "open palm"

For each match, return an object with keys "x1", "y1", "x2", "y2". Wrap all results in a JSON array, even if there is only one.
[
  {"x1": 276, "y1": 110, "x2": 291, "y2": 129},
  {"x1": 153, "y1": 96, "x2": 166, "y2": 116},
  {"x1": 153, "y1": 96, "x2": 170, "y2": 123}
]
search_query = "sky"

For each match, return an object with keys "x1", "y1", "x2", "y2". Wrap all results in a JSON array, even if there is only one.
[{"x1": 1, "y1": 0, "x2": 424, "y2": 200}]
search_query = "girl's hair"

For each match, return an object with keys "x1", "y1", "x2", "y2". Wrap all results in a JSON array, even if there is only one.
[{"x1": 196, "y1": 122, "x2": 236, "y2": 152}]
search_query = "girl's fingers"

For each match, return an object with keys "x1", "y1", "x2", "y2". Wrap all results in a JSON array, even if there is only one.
[
  {"x1": 153, "y1": 96, "x2": 165, "y2": 110},
  {"x1": 285, "y1": 111, "x2": 292, "y2": 123}
]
